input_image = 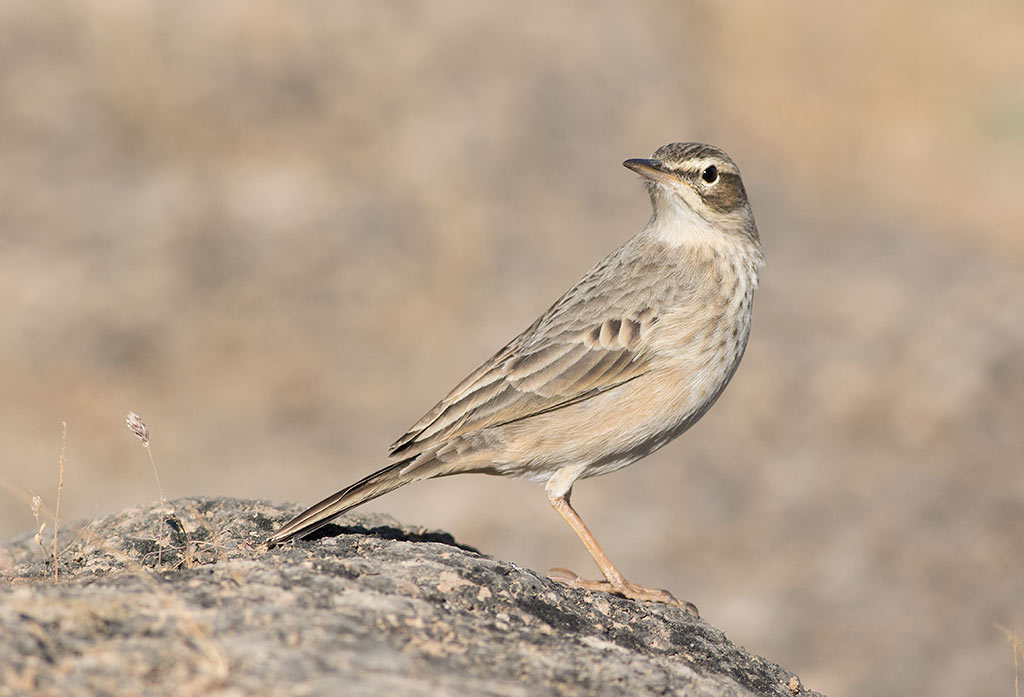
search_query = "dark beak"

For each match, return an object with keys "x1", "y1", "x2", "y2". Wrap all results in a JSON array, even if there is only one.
[{"x1": 622, "y1": 158, "x2": 686, "y2": 188}]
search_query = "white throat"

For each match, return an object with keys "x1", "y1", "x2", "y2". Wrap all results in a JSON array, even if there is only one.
[
  {"x1": 648, "y1": 193, "x2": 725, "y2": 248},
  {"x1": 645, "y1": 189, "x2": 765, "y2": 276}
]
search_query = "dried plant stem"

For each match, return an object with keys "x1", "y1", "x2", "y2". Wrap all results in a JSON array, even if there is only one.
[
  {"x1": 126, "y1": 412, "x2": 166, "y2": 505},
  {"x1": 31, "y1": 494, "x2": 46, "y2": 554},
  {"x1": 53, "y1": 421, "x2": 67, "y2": 582},
  {"x1": 145, "y1": 444, "x2": 165, "y2": 505},
  {"x1": 998, "y1": 624, "x2": 1024, "y2": 697}
]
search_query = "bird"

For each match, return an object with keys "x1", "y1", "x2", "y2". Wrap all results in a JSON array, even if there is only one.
[{"x1": 268, "y1": 142, "x2": 764, "y2": 615}]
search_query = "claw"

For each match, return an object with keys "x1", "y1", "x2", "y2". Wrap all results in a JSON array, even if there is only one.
[
  {"x1": 548, "y1": 567, "x2": 583, "y2": 585},
  {"x1": 548, "y1": 567, "x2": 699, "y2": 616}
]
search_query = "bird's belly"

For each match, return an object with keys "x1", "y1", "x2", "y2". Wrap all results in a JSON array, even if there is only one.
[{"x1": 489, "y1": 350, "x2": 740, "y2": 483}]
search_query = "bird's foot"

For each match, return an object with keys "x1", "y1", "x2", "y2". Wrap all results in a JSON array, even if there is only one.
[{"x1": 548, "y1": 567, "x2": 699, "y2": 616}]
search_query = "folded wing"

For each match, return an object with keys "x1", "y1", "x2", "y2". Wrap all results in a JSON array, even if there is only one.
[{"x1": 390, "y1": 313, "x2": 654, "y2": 457}]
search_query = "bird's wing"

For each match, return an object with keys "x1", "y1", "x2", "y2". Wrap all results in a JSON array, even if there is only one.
[
  {"x1": 389, "y1": 232, "x2": 698, "y2": 457},
  {"x1": 389, "y1": 295, "x2": 659, "y2": 457}
]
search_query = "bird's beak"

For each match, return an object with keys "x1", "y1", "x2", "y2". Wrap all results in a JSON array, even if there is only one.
[{"x1": 622, "y1": 158, "x2": 687, "y2": 189}]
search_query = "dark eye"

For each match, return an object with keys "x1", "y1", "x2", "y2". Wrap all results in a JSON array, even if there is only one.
[{"x1": 701, "y1": 165, "x2": 719, "y2": 184}]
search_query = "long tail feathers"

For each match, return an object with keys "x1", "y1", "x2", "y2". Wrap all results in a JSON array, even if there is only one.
[{"x1": 268, "y1": 457, "x2": 427, "y2": 546}]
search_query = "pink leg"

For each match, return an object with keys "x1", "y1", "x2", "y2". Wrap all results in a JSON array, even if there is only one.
[{"x1": 547, "y1": 492, "x2": 698, "y2": 616}]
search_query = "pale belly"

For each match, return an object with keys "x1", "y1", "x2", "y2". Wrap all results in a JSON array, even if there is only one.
[{"x1": 489, "y1": 331, "x2": 748, "y2": 485}]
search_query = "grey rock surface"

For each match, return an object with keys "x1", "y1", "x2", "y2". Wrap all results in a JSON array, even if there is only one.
[{"x1": 0, "y1": 498, "x2": 820, "y2": 697}]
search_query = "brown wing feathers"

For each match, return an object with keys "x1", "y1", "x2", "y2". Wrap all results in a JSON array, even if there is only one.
[{"x1": 390, "y1": 313, "x2": 653, "y2": 459}]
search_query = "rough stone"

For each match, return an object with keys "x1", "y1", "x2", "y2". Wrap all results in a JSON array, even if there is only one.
[{"x1": 0, "y1": 498, "x2": 822, "y2": 697}]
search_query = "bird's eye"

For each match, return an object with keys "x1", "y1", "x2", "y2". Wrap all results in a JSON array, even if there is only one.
[{"x1": 701, "y1": 165, "x2": 719, "y2": 184}]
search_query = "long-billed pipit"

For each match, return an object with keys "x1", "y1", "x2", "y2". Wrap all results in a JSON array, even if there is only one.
[{"x1": 269, "y1": 142, "x2": 764, "y2": 614}]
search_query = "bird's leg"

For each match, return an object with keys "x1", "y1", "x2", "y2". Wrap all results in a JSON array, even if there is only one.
[{"x1": 547, "y1": 492, "x2": 699, "y2": 616}]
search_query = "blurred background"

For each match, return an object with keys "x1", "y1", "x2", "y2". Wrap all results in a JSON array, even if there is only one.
[{"x1": 1, "y1": 2, "x2": 1022, "y2": 695}]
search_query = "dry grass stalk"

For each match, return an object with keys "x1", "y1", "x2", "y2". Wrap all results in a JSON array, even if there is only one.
[
  {"x1": 126, "y1": 412, "x2": 166, "y2": 505},
  {"x1": 999, "y1": 625, "x2": 1024, "y2": 697},
  {"x1": 52, "y1": 421, "x2": 67, "y2": 582},
  {"x1": 31, "y1": 495, "x2": 46, "y2": 554}
]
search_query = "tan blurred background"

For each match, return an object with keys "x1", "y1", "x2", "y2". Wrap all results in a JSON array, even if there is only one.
[{"x1": 2, "y1": 1, "x2": 1022, "y2": 695}]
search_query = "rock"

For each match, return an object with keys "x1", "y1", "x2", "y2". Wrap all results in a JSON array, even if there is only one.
[{"x1": 0, "y1": 497, "x2": 821, "y2": 697}]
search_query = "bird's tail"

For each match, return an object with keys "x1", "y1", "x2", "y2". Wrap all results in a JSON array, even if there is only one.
[{"x1": 268, "y1": 456, "x2": 434, "y2": 546}]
